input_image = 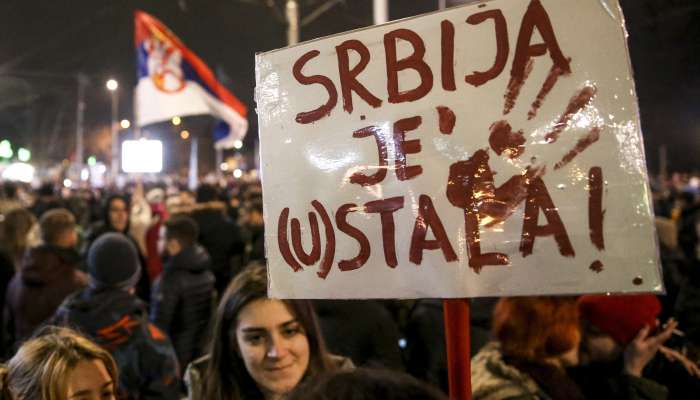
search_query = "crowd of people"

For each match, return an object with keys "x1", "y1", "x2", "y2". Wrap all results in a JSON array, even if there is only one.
[{"x1": 0, "y1": 171, "x2": 697, "y2": 399}]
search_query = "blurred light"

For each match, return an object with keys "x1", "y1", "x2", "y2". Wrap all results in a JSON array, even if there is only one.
[
  {"x1": 120, "y1": 119, "x2": 131, "y2": 129},
  {"x1": 81, "y1": 168, "x2": 89, "y2": 181},
  {"x1": 106, "y1": 79, "x2": 118, "y2": 91},
  {"x1": 180, "y1": 130, "x2": 190, "y2": 140},
  {"x1": 233, "y1": 168, "x2": 243, "y2": 178},
  {"x1": 63, "y1": 179, "x2": 72, "y2": 188},
  {"x1": 97, "y1": 164, "x2": 107, "y2": 173},
  {"x1": 233, "y1": 139, "x2": 243, "y2": 149},
  {"x1": 398, "y1": 338, "x2": 407, "y2": 349},
  {"x1": 87, "y1": 156, "x2": 97, "y2": 166},
  {"x1": 220, "y1": 162, "x2": 229, "y2": 171},
  {"x1": 1, "y1": 162, "x2": 34, "y2": 183},
  {"x1": 0, "y1": 140, "x2": 12, "y2": 158},
  {"x1": 17, "y1": 148, "x2": 30, "y2": 162},
  {"x1": 122, "y1": 139, "x2": 163, "y2": 173},
  {"x1": 171, "y1": 116, "x2": 181, "y2": 126}
]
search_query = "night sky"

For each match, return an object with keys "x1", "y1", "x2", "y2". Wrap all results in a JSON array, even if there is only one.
[{"x1": 0, "y1": 0, "x2": 697, "y2": 173}]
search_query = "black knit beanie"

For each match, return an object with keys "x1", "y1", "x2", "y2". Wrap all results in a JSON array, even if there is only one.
[{"x1": 87, "y1": 233, "x2": 141, "y2": 290}]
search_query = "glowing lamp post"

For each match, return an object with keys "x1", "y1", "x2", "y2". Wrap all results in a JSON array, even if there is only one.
[{"x1": 106, "y1": 79, "x2": 119, "y2": 176}]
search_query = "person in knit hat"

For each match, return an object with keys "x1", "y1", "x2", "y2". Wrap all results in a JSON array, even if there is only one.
[
  {"x1": 83, "y1": 194, "x2": 151, "y2": 303},
  {"x1": 51, "y1": 233, "x2": 181, "y2": 399},
  {"x1": 573, "y1": 294, "x2": 700, "y2": 399},
  {"x1": 86, "y1": 232, "x2": 142, "y2": 290}
]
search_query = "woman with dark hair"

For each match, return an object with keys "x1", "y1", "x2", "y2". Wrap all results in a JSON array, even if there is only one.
[
  {"x1": 185, "y1": 263, "x2": 351, "y2": 400},
  {"x1": 85, "y1": 194, "x2": 132, "y2": 248}
]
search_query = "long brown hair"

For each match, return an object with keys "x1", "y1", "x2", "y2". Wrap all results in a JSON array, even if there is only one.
[
  {"x1": 0, "y1": 208, "x2": 36, "y2": 268},
  {"x1": 0, "y1": 326, "x2": 118, "y2": 400},
  {"x1": 202, "y1": 263, "x2": 336, "y2": 400}
]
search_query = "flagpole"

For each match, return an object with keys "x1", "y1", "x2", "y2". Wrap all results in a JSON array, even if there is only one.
[{"x1": 133, "y1": 86, "x2": 142, "y2": 139}]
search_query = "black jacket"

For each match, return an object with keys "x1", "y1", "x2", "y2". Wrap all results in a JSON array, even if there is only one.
[
  {"x1": 190, "y1": 203, "x2": 244, "y2": 292},
  {"x1": 150, "y1": 244, "x2": 215, "y2": 369},
  {"x1": 313, "y1": 300, "x2": 403, "y2": 370},
  {"x1": 52, "y1": 288, "x2": 180, "y2": 399}
]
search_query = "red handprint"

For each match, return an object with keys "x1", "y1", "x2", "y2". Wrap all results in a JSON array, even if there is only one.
[{"x1": 445, "y1": 45, "x2": 604, "y2": 274}]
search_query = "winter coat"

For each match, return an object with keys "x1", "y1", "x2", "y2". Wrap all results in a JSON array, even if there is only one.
[
  {"x1": 472, "y1": 342, "x2": 549, "y2": 400},
  {"x1": 473, "y1": 342, "x2": 668, "y2": 400},
  {"x1": 184, "y1": 353, "x2": 354, "y2": 400},
  {"x1": 51, "y1": 287, "x2": 180, "y2": 399},
  {"x1": 3, "y1": 245, "x2": 86, "y2": 351},
  {"x1": 404, "y1": 299, "x2": 448, "y2": 393},
  {"x1": 190, "y1": 202, "x2": 244, "y2": 292},
  {"x1": 569, "y1": 359, "x2": 670, "y2": 400},
  {"x1": 0, "y1": 250, "x2": 15, "y2": 357},
  {"x1": 150, "y1": 244, "x2": 215, "y2": 369}
]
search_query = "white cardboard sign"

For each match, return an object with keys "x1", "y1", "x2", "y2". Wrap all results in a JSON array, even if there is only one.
[{"x1": 255, "y1": 0, "x2": 662, "y2": 298}]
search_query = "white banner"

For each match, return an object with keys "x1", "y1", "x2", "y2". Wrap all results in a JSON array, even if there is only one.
[{"x1": 255, "y1": 0, "x2": 662, "y2": 298}]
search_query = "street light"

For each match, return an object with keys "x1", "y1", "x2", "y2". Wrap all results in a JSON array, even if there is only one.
[
  {"x1": 106, "y1": 79, "x2": 118, "y2": 91},
  {"x1": 106, "y1": 79, "x2": 119, "y2": 176}
]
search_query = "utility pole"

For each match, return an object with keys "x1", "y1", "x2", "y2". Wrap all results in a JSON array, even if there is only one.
[
  {"x1": 659, "y1": 144, "x2": 668, "y2": 178},
  {"x1": 374, "y1": 0, "x2": 388, "y2": 24},
  {"x1": 75, "y1": 73, "x2": 87, "y2": 169},
  {"x1": 106, "y1": 79, "x2": 119, "y2": 177},
  {"x1": 286, "y1": 0, "x2": 299, "y2": 45}
]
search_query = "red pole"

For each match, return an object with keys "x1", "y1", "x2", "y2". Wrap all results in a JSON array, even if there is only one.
[{"x1": 443, "y1": 299, "x2": 471, "y2": 400}]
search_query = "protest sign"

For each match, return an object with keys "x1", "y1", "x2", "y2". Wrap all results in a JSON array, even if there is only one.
[{"x1": 255, "y1": 0, "x2": 662, "y2": 298}]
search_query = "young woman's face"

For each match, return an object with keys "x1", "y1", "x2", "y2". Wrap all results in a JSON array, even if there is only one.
[
  {"x1": 65, "y1": 359, "x2": 116, "y2": 400},
  {"x1": 235, "y1": 299, "x2": 311, "y2": 398},
  {"x1": 108, "y1": 198, "x2": 128, "y2": 233}
]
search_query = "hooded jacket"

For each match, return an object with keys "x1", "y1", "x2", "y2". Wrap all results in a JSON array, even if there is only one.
[
  {"x1": 189, "y1": 202, "x2": 244, "y2": 292},
  {"x1": 150, "y1": 244, "x2": 215, "y2": 369},
  {"x1": 3, "y1": 244, "x2": 86, "y2": 350},
  {"x1": 52, "y1": 287, "x2": 180, "y2": 399},
  {"x1": 472, "y1": 342, "x2": 668, "y2": 400}
]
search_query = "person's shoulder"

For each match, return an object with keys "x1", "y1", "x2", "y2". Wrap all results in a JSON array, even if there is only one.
[
  {"x1": 188, "y1": 354, "x2": 210, "y2": 373},
  {"x1": 329, "y1": 354, "x2": 355, "y2": 371},
  {"x1": 472, "y1": 343, "x2": 543, "y2": 400}
]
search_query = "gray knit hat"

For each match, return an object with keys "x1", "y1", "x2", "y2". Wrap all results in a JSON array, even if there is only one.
[{"x1": 87, "y1": 233, "x2": 142, "y2": 290}]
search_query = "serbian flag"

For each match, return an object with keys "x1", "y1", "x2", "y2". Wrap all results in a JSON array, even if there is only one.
[{"x1": 134, "y1": 10, "x2": 248, "y2": 149}]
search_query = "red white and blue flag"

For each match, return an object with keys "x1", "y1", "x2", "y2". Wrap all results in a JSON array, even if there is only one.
[{"x1": 134, "y1": 10, "x2": 248, "y2": 149}]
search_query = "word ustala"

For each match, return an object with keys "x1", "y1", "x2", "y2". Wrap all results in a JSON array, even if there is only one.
[{"x1": 277, "y1": 0, "x2": 607, "y2": 280}]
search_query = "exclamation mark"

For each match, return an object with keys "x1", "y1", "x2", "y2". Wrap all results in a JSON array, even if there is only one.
[{"x1": 588, "y1": 167, "x2": 605, "y2": 272}]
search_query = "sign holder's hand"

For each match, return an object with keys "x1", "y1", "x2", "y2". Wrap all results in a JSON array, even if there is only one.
[{"x1": 623, "y1": 319, "x2": 678, "y2": 377}]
